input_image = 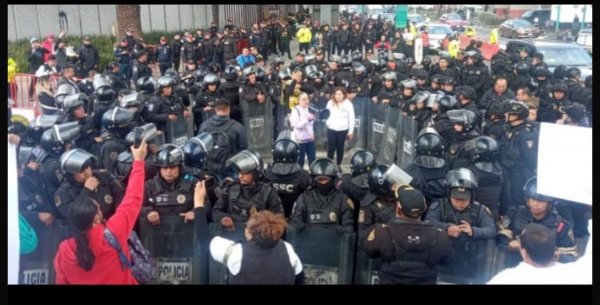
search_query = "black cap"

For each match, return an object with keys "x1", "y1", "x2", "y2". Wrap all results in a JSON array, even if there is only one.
[
  {"x1": 450, "y1": 188, "x2": 472, "y2": 200},
  {"x1": 563, "y1": 102, "x2": 586, "y2": 122},
  {"x1": 394, "y1": 184, "x2": 427, "y2": 218}
]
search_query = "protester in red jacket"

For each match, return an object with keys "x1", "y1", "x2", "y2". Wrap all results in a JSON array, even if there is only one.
[{"x1": 54, "y1": 139, "x2": 148, "y2": 284}]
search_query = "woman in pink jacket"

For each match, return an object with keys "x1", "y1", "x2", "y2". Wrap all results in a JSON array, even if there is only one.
[
  {"x1": 289, "y1": 92, "x2": 316, "y2": 167},
  {"x1": 54, "y1": 139, "x2": 148, "y2": 284}
]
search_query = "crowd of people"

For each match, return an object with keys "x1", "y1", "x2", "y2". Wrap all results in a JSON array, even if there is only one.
[{"x1": 8, "y1": 10, "x2": 592, "y2": 285}]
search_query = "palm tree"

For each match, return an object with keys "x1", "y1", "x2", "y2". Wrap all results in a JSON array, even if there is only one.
[{"x1": 116, "y1": 5, "x2": 142, "y2": 39}]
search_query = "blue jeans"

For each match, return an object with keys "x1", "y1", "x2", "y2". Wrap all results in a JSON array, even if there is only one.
[{"x1": 298, "y1": 141, "x2": 316, "y2": 168}]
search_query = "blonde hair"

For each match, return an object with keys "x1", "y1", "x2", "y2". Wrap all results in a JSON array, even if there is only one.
[{"x1": 36, "y1": 75, "x2": 53, "y2": 96}]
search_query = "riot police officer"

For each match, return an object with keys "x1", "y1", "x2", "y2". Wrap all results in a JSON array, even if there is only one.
[
  {"x1": 455, "y1": 85, "x2": 482, "y2": 128},
  {"x1": 460, "y1": 51, "x2": 490, "y2": 101},
  {"x1": 131, "y1": 51, "x2": 152, "y2": 91},
  {"x1": 446, "y1": 109, "x2": 480, "y2": 169},
  {"x1": 263, "y1": 133, "x2": 312, "y2": 218},
  {"x1": 468, "y1": 136, "x2": 504, "y2": 222},
  {"x1": 218, "y1": 65, "x2": 243, "y2": 123},
  {"x1": 478, "y1": 76, "x2": 515, "y2": 111},
  {"x1": 338, "y1": 149, "x2": 376, "y2": 216},
  {"x1": 539, "y1": 81, "x2": 572, "y2": 123},
  {"x1": 240, "y1": 67, "x2": 269, "y2": 105},
  {"x1": 426, "y1": 168, "x2": 496, "y2": 241},
  {"x1": 405, "y1": 128, "x2": 449, "y2": 207},
  {"x1": 496, "y1": 177, "x2": 577, "y2": 263},
  {"x1": 119, "y1": 92, "x2": 146, "y2": 127},
  {"x1": 114, "y1": 123, "x2": 158, "y2": 186},
  {"x1": 290, "y1": 158, "x2": 354, "y2": 232},
  {"x1": 142, "y1": 144, "x2": 198, "y2": 225},
  {"x1": 376, "y1": 71, "x2": 402, "y2": 106},
  {"x1": 498, "y1": 101, "x2": 539, "y2": 217},
  {"x1": 211, "y1": 149, "x2": 283, "y2": 228},
  {"x1": 99, "y1": 107, "x2": 133, "y2": 172},
  {"x1": 363, "y1": 184, "x2": 454, "y2": 284},
  {"x1": 193, "y1": 73, "x2": 220, "y2": 132},
  {"x1": 510, "y1": 62, "x2": 534, "y2": 92},
  {"x1": 146, "y1": 75, "x2": 188, "y2": 133},
  {"x1": 357, "y1": 165, "x2": 396, "y2": 234},
  {"x1": 482, "y1": 101, "x2": 509, "y2": 145},
  {"x1": 61, "y1": 93, "x2": 100, "y2": 155},
  {"x1": 54, "y1": 148, "x2": 125, "y2": 223}
]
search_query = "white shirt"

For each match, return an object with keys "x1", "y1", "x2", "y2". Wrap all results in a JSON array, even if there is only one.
[
  {"x1": 209, "y1": 236, "x2": 303, "y2": 276},
  {"x1": 487, "y1": 261, "x2": 589, "y2": 285},
  {"x1": 325, "y1": 99, "x2": 355, "y2": 134}
]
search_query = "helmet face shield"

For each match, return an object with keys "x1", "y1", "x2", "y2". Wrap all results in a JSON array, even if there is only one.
[
  {"x1": 445, "y1": 168, "x2": 478, "y2": 190},
  {"x1": 226, "y1": 149, "x2": 263, "y2": 174},
  {"x1": 60, "y1": 148, "x2": 96, "y2": 174}
]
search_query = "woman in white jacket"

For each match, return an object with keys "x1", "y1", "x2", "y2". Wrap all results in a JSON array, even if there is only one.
[{"x1": 325, "y1": 87, "x2": 355, "y2": 167}]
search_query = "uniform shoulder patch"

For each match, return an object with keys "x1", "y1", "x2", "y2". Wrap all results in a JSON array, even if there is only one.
[
  {"x1": 54, "y1": 195, "x2": 62, "y2": 207},
  {"x1": 367, "y1": 229, "x2": 375, "y2": 241},
  {"x1": 346, "y1": 199, "x2": 355, "y2": 210},
  {"x1": 526, "y1": 140, "x2": 534, "y2": 149}
]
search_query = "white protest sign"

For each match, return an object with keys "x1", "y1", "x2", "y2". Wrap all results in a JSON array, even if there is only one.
[
  {"x1": 537, "y1": 122, "x2": 592, "y2": 205},
  {"x1": 8, "y1": 142, "x2": 20, "y2": 284}
]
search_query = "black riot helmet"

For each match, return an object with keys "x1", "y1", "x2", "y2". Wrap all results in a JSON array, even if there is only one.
[
  {"x1": 272, "y1": 131, "x2": 299, "y2": 163},
  {"x1": 351, "y1": 50, "x2": 363, "y2": 62},
  {"x1": 136, "y1": 76, "x2": 157, "y2": 92},
  {"x1": 456, "y1": 85, "x2": 477, "y2": 101},
  {"x1": 421, "y1": 56, "x2": 432, "y2": 69},
  {"x1": 414, "y1": 128, "x2": 446, "y2": 169},
  {"x1": 445, "y1": 168, "x2": 478, "y2": 192},
  {"x1": 514, "y1": 62, "x2": 530, "y2": 76},
  {"x1": 584, "y1": 75, "x2": 592, "y2": 88},
  {"x1": 193, "y1": 66, "x2": 208, "y2": 83},
  {"x1": 119, "y1": 92, "x2": 142, "y2": 109},
  {"x1": 92, "y1": 74, "x2": 111, "y2": 90},
  {"x1": 59, "y1": 148, "x2": 96, "y2": 174},
  {"x1": 352, "y1": 62, "x2": 366, "y2": 75},
  {"x1": 566, "y1": 67, "x2": 581, "y2": 80},
  {"x1": 278, "y1": 67, "x2": 292, "y2": 81},
  {"x1": 523, "y1": 176, "x2": 555, "y2": 203},
  {"x1": 368, "y1": 165, "x2": 392, "y2": 197},
  {"x1": 155, "y1": 144, "x2": 184, "y2": 167},
  {"x1": 223, "y1": 65, "x2": 238, "y2": 81},
  {"x1": 552, "y1": 81, "x2": 569, "y2": 93},
  {"x1": 404, "y1": 57, "x2": 416, "y2": 67},
  {"x1": 203, "y1": 73, "x2": 220, "y2": 88},
  {"x1": 63, "y1": 93, "x2": 87, "y2": 115},
  {"x1": 54, "y1": 84, "x2": 78, "y2": 107},
  {"x1": 94, "y1": 81, "x2": 115, "y2": 103},
  {"x1": 164, "y1": 68, "x2": 180, "y2": 82},
  {"x1": 40, "y1": 121, "x2": 81, "y2": 155},
  {"x1": 124, "y1": 123, "x2": 158, "y2": 146},
  {"x1": 309, "y1": 158, "x2": 338, "y2": 178},
  {"x1": 532, "y1": 66, "x2": 550, "y2": 78},
  {"x1": 30, "y1": 114, "x2": 61, "y2": 144},
  {"x1": 226, "y1": 149, "x2": 264, "y2": 176},
  {"x1": 447, "y1": 109, "x2": 477, "y2": 132},
  {"x1": 505, "y1": 100, "x2": 529, "y2": 120},
  {"x1": 182, "y1": 132, "x2": 213, "y2": 168},
  {"x1": 101, "y1": 107, "x2": 135, "y2": 132},
  {"x1": 410, "y1": 91, "x2": 430, "y2": 105},
  {"x1": 472, "y1": 136, "x2": 498, "y2": 162},
  {"x1": 553, "y1": 65, "x2": 568, "y2": 80},
  {"x1": 157, "y1": 75, "x2": 177, "y2": 90},
  {"x1": 438, "y1": 95, "x2": 458, "y2": 109},
  {"x1": 415, "y1": 127, "x2": 445, "y2": 158},
  {"x1": 255, "y1": 67, "x2": 267, "y2": 83},
  {"x1": 350, "y1": 149, "x2": 377, "y2": 177},
  {"x1": 340, "y1": 55, "x2": 353, "y2": 68},
  {"x1": 305, "y1": 65, "x2": 318, "y2": 79}
]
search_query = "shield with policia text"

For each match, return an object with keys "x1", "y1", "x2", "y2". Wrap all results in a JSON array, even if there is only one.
[
  {"x1": 367, "y1": 101, "x2": 387, "y2": 156},
  {"x1": 345, "y1": 96, "x2": 367, "y2": 151},
  {"x1": 166, "y1": 116, "x2": 190, "y2": 147},
  {"x1": 242, "y1": 98, "x2": 274, "y2": 159},
  {"x1": 19, "y1": 221, "x2": 56, "y2": 284},
  {"x1": 378, "y1": 105, "x2": 401, "y2": 165},
  {"x1": 285, "y1": 226, "x2": 355, "y2": 284},
  {"x1": 396, "y1": 115, "x2": 419, "y2": 169},
  {"x1": 138, "y1": 215, "x2": 203, "y2": 284},
  {"x1": 207, "y1": 221, "x2": 246, "y2": 284}
]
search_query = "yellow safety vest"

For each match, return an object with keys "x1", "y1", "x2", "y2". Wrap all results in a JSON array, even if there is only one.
[
  {"x1": 489, "y1": 28, "x2": 498, "y2": 45},
  {"x1": 8, "y1": 58, "x2": 18, "y2": 83},
  {"x1": 448, "y1": 40, "x2": 460, "y2": 58}
]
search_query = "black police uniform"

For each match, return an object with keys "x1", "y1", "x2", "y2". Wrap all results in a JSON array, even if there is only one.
[
  {"x1": 426, "y1": 199, "x2": 497, "y2": 240},
  {"x1": 469, "y1": 162, "x2": 504, "y2": 222},
  {"x1": 263, "y1": 163, "x2": 312, "y2": 218},
  {"x1": 193, "y1": 88, "x2": 219, "y2": 131},
  {"x1": 478, "y1": 88, "x2": 515, "y2": 111},
  {"x1": 142, "y1": 172, "x2": 198, "y2": 218},
  {"x1": 211, "y1": 180, "x2": 283, "y2": 223},
  {"x1": 155, "y1": 43, "x2": 173, "y2": 76},
  {"x1": 290, "y1": 187, "x2": 354, "y2": 232},
  {"x1": 145, "y1": 94, "x2": 183, "y2": 133},
  {"x1": 131, "y1": 59, "x2": 152, "y2": 91},
  {"x1": 363, "y1": 218, "x2": 453, "y2": 284}
]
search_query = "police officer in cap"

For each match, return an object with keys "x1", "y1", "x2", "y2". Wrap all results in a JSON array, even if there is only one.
[
  {"x1": 54, "y1": 148, "x2": 125, "y2": 227},
  {"x1": 142, "y1": 144, "x2": 198, "y2": 225},
  {"x1": 263, "y1": 131, "x2": 312, "y2": 218},
  {"x1": 363, "y1": 184, "x2": 454, "y2": 284},
  {"x1": 99, "y1": 107, "x2": 134, "y2": 172},
  {"x1": 498, "y1": 101, "x2": 538, "y2": 218},
  {"x1": 426, "y1": 168, "x2": 496, "y2": 241},
  {"x1": 211, "y1": 149, "x2": 283, "y2": 229},
  {"x1": 290, "y1": 158, "x2": 354, "y2": 233},
  {"x1": 497, "y1": 177, "x2": 577, "y2": 263},
  {"x1": 405, "y1": 128, "x2": 449, "y2": 207}
]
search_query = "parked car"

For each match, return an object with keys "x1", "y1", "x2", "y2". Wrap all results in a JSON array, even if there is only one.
[
  {"x1": 439, "y1": 14, "x2": 467, "y2": 31},
  {"x1": 520, "y1": 9, "x2": 551, "y2": 29},
  {"x1": 576, "y1": 27, "x2": 592, "y2": 54},
  {"x1": 427, "y1": 23, "x2": 453, "y2": 50},
  {"x1": 499, "y1": 19, "x2": 541, "y2": 38},
  {"x1": 505, "y1": 39, "x2": 592, "y2": 79}
]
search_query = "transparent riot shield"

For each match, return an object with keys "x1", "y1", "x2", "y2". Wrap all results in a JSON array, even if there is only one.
[
  {"x1": 166, "y1": 116, "x2": 190, "y2": 146},
  {"x1": 396, "y1": 115, "x2": 419, "y2": 169},
  {"x1": 138, "y1": 215, "x2": 203, "y2": 284},
  {"x1": 437, "y1": 237, "x2": 497, "y2": 284},
  {"x1": 345, "y1": 96, "x2": 367, "y2": 152},
  {"x1": 242, "y1": 98, "x2": 273, "y2": 159},
  {"x1": 285, "y1": 226, "x2": 355, "y2": 285},
  {"x1": 367, "y1": 102, "x2": 386, "y2": 156},
  {"x1": 354, "y1": 228, "x2": 382, "y2": 285},
  {"x1": 311, "y1": 94, "x2": 329, "y2": 151},
  {"x1": 19, "y1": 221, "x2": 55, "y2": 285},
  {"x1": 378, "y1": 106, "x2": 401, "y2": 165},
  {"x1": 207, "y1": 221, "x2": 246, "y2": 284}
]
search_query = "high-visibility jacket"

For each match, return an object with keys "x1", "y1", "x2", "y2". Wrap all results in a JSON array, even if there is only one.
[
  {"x1": 409, "y1": 24, "x2": 417, "y2": 37},
  {"x1": 8, "y1": 58, "x2": 18, "y2": 83},
  {"x1": 448, "y1": 40, "x2": 460, "y2": 58},
  {"x1": 465, "y1": 26, "x2": 476, "y2": 37},
  {"x1": 296, "y1": 27, "x2": 312, "y2": 44},
  {"x1": 489, "y1": 28, "x2": 499, "y2": 45}
]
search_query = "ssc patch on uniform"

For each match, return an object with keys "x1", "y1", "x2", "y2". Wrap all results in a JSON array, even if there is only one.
[
  {"x1": 177, "y1": 194, "x2": 186, "y2": 204},
  {"x1": 104, "y1": 194, "x2": 113, "y2": 204}
]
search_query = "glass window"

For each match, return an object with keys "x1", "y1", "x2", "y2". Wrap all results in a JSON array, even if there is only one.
[{"x1": 539, "y1": 47, "x2": 593, "y2": 66}]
